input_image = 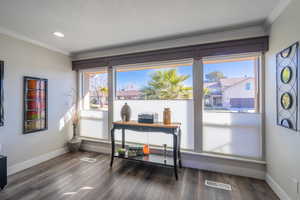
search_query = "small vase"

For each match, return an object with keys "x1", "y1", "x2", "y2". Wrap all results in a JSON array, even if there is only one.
[
  {"x1": 163, "y1": 108, "x2": 171, "y2": 124},
  {"x1": 121, "y1": 103, "x2": 131, "y2": 122},
  {"x1": 68, "y1": 125, "x2": 82, "y2": 152},
  {"x1": 143, "y1": 144, "x2": 150, "y2": 155}
]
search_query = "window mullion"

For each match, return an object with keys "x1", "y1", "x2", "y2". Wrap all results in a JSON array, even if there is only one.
[
  {"x1": 259, "y1": 53, "x2": 266, "y2": 160},
  {"x1": 107, "y1": 66, "x2": 115, "y2": 140},
  {"x1": 193, "y1": 58, "x2": 203, "y2": 153}
]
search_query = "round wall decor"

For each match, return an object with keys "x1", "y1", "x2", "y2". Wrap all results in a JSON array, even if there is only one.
[
  {"x1": 281, "y1": 92, "x2": 293, "y2": 110},
  {"x1": 281, "y1": 66, "x2": 292, "y2": 84},
  {"x1": 281, "y1": 119, "x2": 292, "y2": 129},
  {"x1": 276, "y1": 42, "x2": 299, "y2": 131},
  {"x1": 280, "y1": 47, "x2": 292, "y2": 58}
]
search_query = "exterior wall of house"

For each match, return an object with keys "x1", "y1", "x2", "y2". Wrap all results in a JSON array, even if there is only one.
[{"x1": 222, "y1": 79, "x2": 255, "y2": 108}]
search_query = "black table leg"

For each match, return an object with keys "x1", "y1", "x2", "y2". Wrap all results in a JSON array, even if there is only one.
[
  {"x1": 178, "y1": 128, "x2": 182, "y2": 168},
  {"x1": 122, "y1": 128, "x2": 125, "y2": 148},
  {"x1": 173, "y1": 133, "x2": 178, "y2": 180},
  {"x1": 110, "y1": 127, "x2": 115, "y2": 167}
]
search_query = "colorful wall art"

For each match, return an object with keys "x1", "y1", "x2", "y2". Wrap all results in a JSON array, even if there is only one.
[
  {"x1": 276, "y1": 42, "x2": 299, "y2": 130},
  {"x1": 23, "y1": 76, "x2": 48, "y2": 134}
]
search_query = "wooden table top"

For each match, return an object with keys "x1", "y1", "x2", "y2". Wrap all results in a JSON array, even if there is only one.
[{"x1": 113, "y1": 121, "x2": 181, "y2": 129}]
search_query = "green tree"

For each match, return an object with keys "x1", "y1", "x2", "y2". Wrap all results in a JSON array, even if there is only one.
[
  {"x1": 203, "y1": 87, "x2": 210, "y2": 97},
  {"x1": 98, "y1": 87, "x2": 108, "y2": 108},
  {"x1": 141, "y1": 69, "x2": 192, "y2": 100},
  {"x1": 205, "y1": 71, "x2": 226, "y2": 82}
]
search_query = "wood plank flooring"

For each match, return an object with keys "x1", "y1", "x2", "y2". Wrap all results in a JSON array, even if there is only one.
[{"x1": 0, "y1": 151, "x2": 278, "y2": 200}]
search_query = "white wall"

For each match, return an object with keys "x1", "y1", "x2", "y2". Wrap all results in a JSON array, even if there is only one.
[
  {"x1": 266, "y1": 0, "x2": 300, "y2": 199},
  {"x1": 0, "y1": 33, "x2": 75, "y2": 169}
]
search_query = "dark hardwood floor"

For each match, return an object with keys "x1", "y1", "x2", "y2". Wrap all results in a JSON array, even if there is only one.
[{"x1": 0, "y1": 151, "x2": 278, "y2": 200}]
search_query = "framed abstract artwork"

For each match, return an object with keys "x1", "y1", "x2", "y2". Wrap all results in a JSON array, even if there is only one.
[
  {"x1": 0, "y1": 61, "x2": 3, "y2": 127},
  {"x1": 276, "y1": 42, "x2": 299, "y2": 131},
  {"x1": 23, "y1": 76, "x2": 48, "y2": 134}
]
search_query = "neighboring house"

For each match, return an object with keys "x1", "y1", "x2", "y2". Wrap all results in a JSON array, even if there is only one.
[
  {"x1": 203, "y1": 81, "x2": 222, "y2": 107},
  {"x1": 204, "y1": 77, "x2": 255, "y2": 110},
  {"x1": 116, "y1": 89, "x2": 141, "y2": 100}
]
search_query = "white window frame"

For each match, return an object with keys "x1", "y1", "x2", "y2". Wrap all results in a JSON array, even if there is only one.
[
  {"x1": 196, "y1": 52, "x2": 264, "y2": 159},
  {"x1": 78, "y1": 67, "x2": 111, "y2": 142}
]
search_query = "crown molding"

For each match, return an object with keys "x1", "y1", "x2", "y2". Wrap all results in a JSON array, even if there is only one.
[
  {"x1": 0, "y1": 26, "x2": 70, "y2": 55},
  {"x1": 266, "y1": 0, "x2": 291, "y2": 26}
]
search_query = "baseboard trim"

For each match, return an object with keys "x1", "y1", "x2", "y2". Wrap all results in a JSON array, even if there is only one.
[
  {"x1": 183, "y1": 159, "x2": 265, "y2": 180},
  {"x1": 81, "y1": 143, "x2": 110, "y2": 154},
  {"x1": 266, "y1": 173, "x2": 291, "y2": 200},
  {"x1": 80, "y1": 140, "x2": 266, "y2": 179},
  {"x1": 7, "y1": 147, "x2": 68, "y2": 176}
]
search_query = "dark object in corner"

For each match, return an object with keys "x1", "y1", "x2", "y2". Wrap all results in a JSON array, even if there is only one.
[
  {"x1": 0, "y1": 155, "x2": 7, "y2": 189},
  {"x1": 0, "y1": 61, "x2": 4, "y2": 127}
]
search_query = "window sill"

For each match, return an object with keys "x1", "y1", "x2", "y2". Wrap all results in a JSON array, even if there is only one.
[{"x1": 79, "y1": 136, "x2": 266, "y2": 165}]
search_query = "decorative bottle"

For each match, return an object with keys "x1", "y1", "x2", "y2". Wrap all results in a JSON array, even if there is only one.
[{"x1": 163, "y1": 108, "x2": 171, "y2": 124}]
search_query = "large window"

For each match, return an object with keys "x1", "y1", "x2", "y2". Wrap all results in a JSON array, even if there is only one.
[
  {"x1": 77, "y1": 54, "x2": 263, "y2": 160},
  {"x1": 114, "y1": 61, "x2": 194, "y2": 149},
  {"x1": 202, "y1": 55, "x2": 262, "y2": 159}
]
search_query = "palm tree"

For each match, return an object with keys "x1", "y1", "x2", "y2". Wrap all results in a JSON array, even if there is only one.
[{"x1": 141, "y1": 69, "x2": 192, "y2": 100}]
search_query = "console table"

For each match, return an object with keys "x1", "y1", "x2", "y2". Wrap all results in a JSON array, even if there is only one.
[
  {"x1": 0, "y1": 155, "x2": 7, "y2": 189},
  {"x1": 110, "y1": 121, "x2": 182, "y2": 180}
]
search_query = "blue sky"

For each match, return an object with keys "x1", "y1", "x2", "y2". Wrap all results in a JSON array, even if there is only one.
[
  {"x1": 203, "y1": 60, "x2": 255, "y2": 80},
  {"x1": 115, "y1": 60, "x2": 255, "y2": 90}
]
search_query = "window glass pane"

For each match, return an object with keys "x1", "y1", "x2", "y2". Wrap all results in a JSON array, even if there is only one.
[
  {"x1": 114, "y1": 62, "x2": 194, "y2": 150},
  {"x1": 203, "y1": 58, "x2": 257, "y2": 113},
  {"x1": 83, "y1": 71, "x2": 108, "y2": 110},
  {"x1": 80, "y1": 70, "x2": 108, "y2": 139},
  {"x1": 116, "y1": 64, "x2": 193, "y2": 100},
  {"x1": 202, "y1": 56, "x2": 262, "y2": 159}
]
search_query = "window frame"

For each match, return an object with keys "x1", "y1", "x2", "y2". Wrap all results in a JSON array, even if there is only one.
[{"x1": 78, "y1": 67, "x2": 110, "y2": 141}]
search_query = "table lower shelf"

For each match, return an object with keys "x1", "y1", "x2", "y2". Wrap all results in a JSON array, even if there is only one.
[{"x1": 114, "y1": 153, "x2": 174, "y2": 167}]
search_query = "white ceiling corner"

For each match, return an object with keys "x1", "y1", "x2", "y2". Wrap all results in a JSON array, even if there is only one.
[
  {"x1": 0, "y1": 26, "x2": 70, "y2": 55},
  {"x1": 267, "y1": 0, "x2": 291, "y2": 25}
]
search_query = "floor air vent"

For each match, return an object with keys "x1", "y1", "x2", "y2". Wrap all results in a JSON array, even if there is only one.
[
  {"x1": 80, "y1": 157, "x2": 97, "y2": 163},
  {"x1": 205, "y1": 180, "x2": 232, "y2": 191}
]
